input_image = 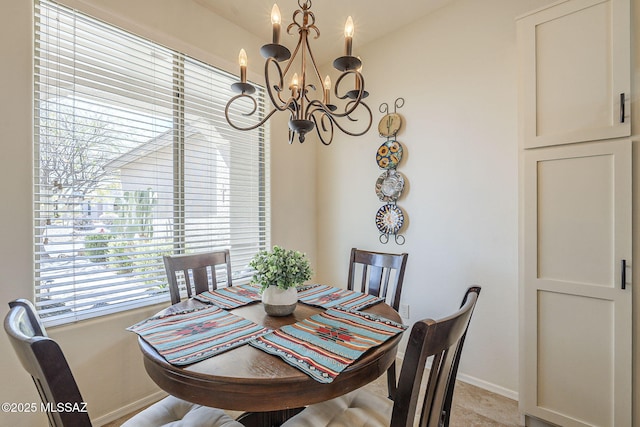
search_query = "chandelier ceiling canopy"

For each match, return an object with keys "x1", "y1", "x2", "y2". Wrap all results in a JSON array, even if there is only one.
[{"x1": 224, "y1": 0, "x2": 372, "y2": 145}]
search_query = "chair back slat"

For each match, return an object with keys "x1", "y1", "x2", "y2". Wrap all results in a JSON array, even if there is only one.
[
  {"x1": 348, "y1": 248, "x2": 408, "y2": 310},
  {"x1": 381, "y1": 268, "x2": 392, "y2": 299},
  {"x1": 192, "y1": 266, "x2": 214, "y2": 295},
  {"x1": 4, "y1": 299, "x2": 92, "y2": 427},
  {"x1": 183, "y1": 270, "x2": 194, "y2": 299},
  {"x1": 163, "y1": 250, "x2": 233, "y2": 304},
  {"x1": 367, "y1": 264, "x2": 384, "y2": 296},
  {"x1": 391, "y1": 286, "x2": 481, "y2": 427},
  {"x1": 419, "y1": 350, "x2": 443, "y2": 426}
]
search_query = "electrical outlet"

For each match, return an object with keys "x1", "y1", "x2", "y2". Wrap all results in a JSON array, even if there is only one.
[{"x1": 399, "y1": 304, "x2": 410, "y2": 319}]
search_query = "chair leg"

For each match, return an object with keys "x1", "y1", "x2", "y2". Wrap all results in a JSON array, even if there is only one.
[{"x1": 386, "y1": 361, "x2": 397, "y2": 400}]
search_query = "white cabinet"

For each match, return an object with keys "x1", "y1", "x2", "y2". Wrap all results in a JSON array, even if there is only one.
[
  {"x1": 518, "y1": 1, "x2": 632, "y2": 424},
  {"x1": 517, "y1": 0, "x2": 630, "y2": 148},
  {"x1": 521, "y1": 140, "x2": 632, "y2": 427}
]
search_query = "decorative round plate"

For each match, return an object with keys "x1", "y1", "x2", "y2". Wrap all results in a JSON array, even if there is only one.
[
  {"x1": 376, "y1": 139, "x2": 403, "y2": 169},
  {"x1": 375, "y1": 169, "x2": 405, "y2": 202},
  {"x1": 375, "y1": 204, "x2": 405, "y2": 235},
  {"x1": 378, "y1": 112, "x2": 402, "y2": 137}
]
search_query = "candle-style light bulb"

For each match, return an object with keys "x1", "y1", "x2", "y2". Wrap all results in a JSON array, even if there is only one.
[
  {"x1": 238, "y1": 49, "x2": 247, "y2": 83},
  {"x1": 271, "y1": 4, "x2": 281, "y2": 25},
  {"x1": 323, "y1": 75, "x2": 331, "y2": 104},
  {"x1": 344, "y1": 16, "x2": 354, "y2": 38},
  {"x1": 344, "y1": 16, "x2": 354, "y2": 56},
  {"x1": 239, "y1": 49, "x2": 248, "y2": 67},
  {"x1": 271, "y1": 4, "x2": 282, "y2": 44},
  {"x1": 290, "y1": 72, "x2": 299, "y2": 97}
]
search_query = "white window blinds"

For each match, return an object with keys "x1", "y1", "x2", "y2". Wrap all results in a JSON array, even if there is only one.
[{"x1": 34, "y1": 0, "x2": 270, "y2": 325}]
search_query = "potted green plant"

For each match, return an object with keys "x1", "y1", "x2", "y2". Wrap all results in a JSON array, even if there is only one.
[{"x1": 249, "y1": 245, "x2": 312, "y2": 316}]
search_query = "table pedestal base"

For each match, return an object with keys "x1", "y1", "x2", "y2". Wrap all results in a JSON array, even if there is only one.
[{"x1": 236, "y1": 407, "x2": 305, "y2": 427}]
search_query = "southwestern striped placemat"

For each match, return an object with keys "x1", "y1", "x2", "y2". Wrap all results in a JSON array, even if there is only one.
[
  {"x1": 194, "y1": 284, "x2": 262, "y2": 309},
  {"x1": 249, "y1": 307, "x2": 406, "y2": 383},
  {"x1": 297, "y1": 284, "x2": 384, "y2": 310},
  {"x1": 128, "y1": 306, "x2": 271, "y2": 365}
]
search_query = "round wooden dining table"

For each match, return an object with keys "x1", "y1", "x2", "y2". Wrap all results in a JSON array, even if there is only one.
[{"x1": 138, "y1": 298, "x2": 403, "y2": 426}]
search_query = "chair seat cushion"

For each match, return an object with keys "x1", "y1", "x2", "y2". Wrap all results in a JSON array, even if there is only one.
[
  {"x1": 122, "y1": 396, "x2": 243, "y2": 427},
  {"x1": 281, "y1": 390, "x2": 393, "y2": 427}
]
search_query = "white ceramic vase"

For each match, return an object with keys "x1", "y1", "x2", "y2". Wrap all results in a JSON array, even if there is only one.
[{"x1": 261, "y1": 285, "x2": 298, "y2": 316}]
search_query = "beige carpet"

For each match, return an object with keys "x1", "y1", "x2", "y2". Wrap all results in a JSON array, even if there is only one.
[
  {"x1": 104, "y1": 370, "x2": 521, "y2": 426},
  {"x1": 362, "y1": 373, "x2": 522, "y2": 427}
]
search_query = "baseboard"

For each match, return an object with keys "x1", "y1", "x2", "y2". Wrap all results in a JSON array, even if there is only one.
[
  {"x1": 93, "y1": 390, "x2": 166, "y2": 426},
  {"x1": 455, "y1": 372, "x2": 519, "y2": 401},
  {"x1": 395, "y1": 350, "x2": 519, "y2": 402}
]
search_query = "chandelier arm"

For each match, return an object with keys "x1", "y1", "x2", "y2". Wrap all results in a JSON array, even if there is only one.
[
  {"x1": 309, "y1": 100, "x2": 373, "y2": 137},
  {"x1": 264, "y1": 58, "x2": 293, "y2": 111},
  {"x1": 288, "y1": 11, "x2": 302, "y2": 34},
  {"x1": 264, "y1": 63, "x2": 300, "y2": 116},
  {"x1": 305, "y1": 99, "x2": 335, "y2": 117},
  {"x1": 303, "y1": 33, "x2": 325, "y2": 84},
  {"x1": 305, "y1": 93, "x2": 362, "y2": 120},
  {"x1": 225, "y1": 94, "x2": 281, "y2": 131},
  {"x1": 320, "y1": 112, "x2": 331, "y2": 132},
  {"x1": 303, "y1": 84, "x2": 318, "y2": 106},
  {"x1": 308, "y1": 111, "x2": 334, "y2": 145},
  {"x1": 347, "y1": 101, "x2": 373, "y2": 135},
  {"x1": 333, "y1": 71, "x2": 365, "y2": 116},
  {"x1": 345, "y1": 100, "x2": 359, "y2": 122},
  {"x1": 334, "y1": 70, "x2": 356, "y2": 100},
  {"x1": 289, "y1": 98, "x2": 300, "y2": 117},
  {"x1": 342, "y1": 99, "x2": 370, "y2": 124},
  {"x1": 282, "y1": 26, "x2": 305, "y2": 79},
  {"x1": 287, "y1": 106, "x2": 303, "y2": 144}
]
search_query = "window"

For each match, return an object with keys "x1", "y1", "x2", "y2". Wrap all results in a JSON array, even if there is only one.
[{"x1": 34, "y1": 0, "x2": 270, "y2": 325}]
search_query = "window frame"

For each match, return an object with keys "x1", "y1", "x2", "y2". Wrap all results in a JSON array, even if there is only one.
[{"x1": 33, "y1": 0, "x2": 270, "y2": 326}]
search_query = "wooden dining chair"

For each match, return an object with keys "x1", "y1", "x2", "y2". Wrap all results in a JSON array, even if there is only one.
[
  {"x1": 348, "y1": 248, "x2": 408, "y2": 399},
  {"x1": 348, "y1": 248, "x2": 408, "y2": 311},
  {"x1": 163, "y1": 249, "x2": 233, "y2": 304},
  {"x1": 281, "y1": 286, "x2": 481, "y2": 427},
  {"x1": 4, "y1": 299, "x2": 243, "y2": 427}
]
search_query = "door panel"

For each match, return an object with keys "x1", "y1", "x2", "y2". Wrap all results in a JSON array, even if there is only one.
[
  {"x1": 537, "y1": 291, "x2": 614, "y2": 426},
  {"x1": 517, "y1": 0, "x2": 630, "y2": 148},
  {"x1": 537, "y1": 154, "x2": 614, "y2": 286},
  {"x1": 522, "y1": 140, "x2": 631, "y2": 426},
  {"x1": 535, "y1": 2, "x2": 611, "y2": 139}
]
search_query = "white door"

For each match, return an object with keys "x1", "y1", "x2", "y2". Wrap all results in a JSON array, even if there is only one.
[
  {"x1": 517, "y1": 0, "x2": 630, "y2": 148},
  {"x1": 521, "y1": 140, "x2": 632, "y2": 426}
]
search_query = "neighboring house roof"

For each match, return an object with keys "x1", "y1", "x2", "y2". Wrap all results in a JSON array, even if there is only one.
[{"x1": 104, "y1": 120, "x2": 227, "y2": 170}]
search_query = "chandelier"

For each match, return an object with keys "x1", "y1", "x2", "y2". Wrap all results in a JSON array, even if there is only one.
[{"x1": 224, "y1": 0, "x2": 372, "y2": 145}]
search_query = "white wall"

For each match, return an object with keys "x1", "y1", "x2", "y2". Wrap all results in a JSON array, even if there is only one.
[
  {"x1": 0, "y1": 1, "x2": 38, "y2": 425},
  {"x1": 0, "y1": 1, "x2": 315, "y2": 426},
  {"x1": 315, "y1": 0, "x2": 558, "y2": 398}
]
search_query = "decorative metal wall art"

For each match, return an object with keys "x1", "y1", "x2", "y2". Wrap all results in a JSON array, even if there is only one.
[{"x1": 375, "y1": 98, "x2": 406, "y2": 245}]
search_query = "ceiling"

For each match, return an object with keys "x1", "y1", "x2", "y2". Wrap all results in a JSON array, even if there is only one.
[{"x1": 194, "y1": 0, "x2": 453, "y2": 63}]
